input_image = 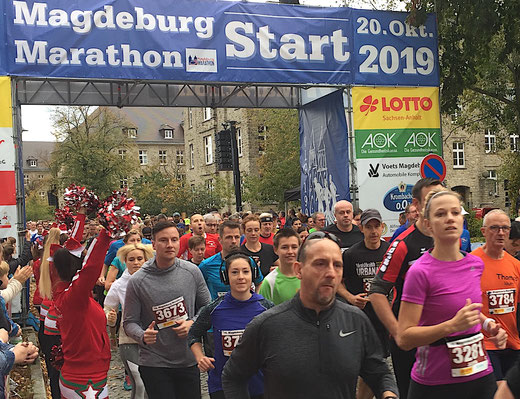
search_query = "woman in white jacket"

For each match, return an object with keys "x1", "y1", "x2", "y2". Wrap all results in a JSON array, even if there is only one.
[{"x1": 104, "y1": 243, "x2": 154, "y2": 399}]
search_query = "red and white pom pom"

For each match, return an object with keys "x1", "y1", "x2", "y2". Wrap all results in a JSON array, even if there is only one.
[
  {"x1": 63, "y1": 184, "x2": 100, "y2": 214},
  {"x1": 98, "y1": 190, "x2": 140, "y2": 238},
  {"x1": 54, "y1": 207, "x2": 74, "y2": 232}
]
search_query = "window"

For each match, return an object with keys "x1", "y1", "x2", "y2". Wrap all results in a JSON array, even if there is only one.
[
  {"x1": 510, "y1": 133, "x2": 519, "y2": 152},
  {"x1": 203, "y1": 107, "x2": 213, "y2": 121},
  {"x1": 38, "y1": 174, "x2": 44, "y2": 179},
  {"x1": 164, "y1": 129, "x2": 173, "y2": 139},
  {"x1": 120, "y1": 177, "x2": 128, "y2": 189},
  {"x1": 204, "y1": 136, "x2": 213, "y2": 164},
  {"x1": 206, "y1": 178, "x2": 214, "y2": 193},
  {"x1": 139, "y1": 150, "x2": 148, "y2": 165},
  {"x1": 176, "y1": 150, "x2": 184, "y2": 165},
  {"x1": 24, "y1": 175, "x2": 29, "y2": 186},
  {"x1": 189, "y1": 144, "x2": 194, "y2": 169},
  {"x1": 39, "y1": 191, "x2": 45, "y2": 199},
  {"x1": 118, "y1": 149, "x2": 127, "y2": 159},
  {"x1": 484, "y1": 129, "x2": 496, "y2": 153},
  {"x1": 258, "y1": 125, "x2": 268, "y2": 155},
  {"x1": 159, "y1": 150, "x2": 167, "y2": 165},
  {"x1": 452, "y1": 142, "x2": 465, "y2": 168},
  {"x1": 237, "y1": 128, "x2": 243, "y2": 157},
  {"x1": 127, "y1": 128, "x2": 137, "y2": 138},
  {"x1": 188, "y1": 108, "x2": 193, "y2": 128},
  {"x1": 29, "y1": 159, "x2": 37, "y2": 167},
  {"x1": 488, "y1": 170, "x2": 498, "y2": 196},
  {"x1": 505, "y1": 179, "x2": 511, "y2": 207}
]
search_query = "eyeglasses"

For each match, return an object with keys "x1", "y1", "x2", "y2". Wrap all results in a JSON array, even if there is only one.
[
  {"x1": 297, "y1": 231, "x2": 341, "y2": 261},
  {"x1": 485, "y1": 225, "x2": 511, "y2": 232}
]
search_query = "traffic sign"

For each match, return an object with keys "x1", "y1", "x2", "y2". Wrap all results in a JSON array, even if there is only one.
[{"x1": 420, "y1": 154, "x2": 446, "y2": 181}]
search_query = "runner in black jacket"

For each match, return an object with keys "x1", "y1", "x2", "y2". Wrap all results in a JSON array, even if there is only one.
[{"x1": 222, "y1": 232, "x2": 397, "y2": 399}]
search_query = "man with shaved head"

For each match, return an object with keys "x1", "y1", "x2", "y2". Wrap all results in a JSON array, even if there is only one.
[
  {"x1": 178, "y1": 214, "x2": 222, "y2": 261},
  {"x1": 322, "y1": 200, "x2": 364, "y2": 252}
]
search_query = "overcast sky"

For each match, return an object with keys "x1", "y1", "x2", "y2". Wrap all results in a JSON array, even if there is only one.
[{"x1": 21, "y1": 0, "x2": 405, "y2": 142}]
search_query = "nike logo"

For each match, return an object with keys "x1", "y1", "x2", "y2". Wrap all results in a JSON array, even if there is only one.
[{"x1": 339, "y1": 330, "x2": 356, "y2": 338}]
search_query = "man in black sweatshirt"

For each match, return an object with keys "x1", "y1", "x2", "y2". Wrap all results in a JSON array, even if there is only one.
[{"x1": 222, "y1": 231, "x2": 398, "y2": 399}]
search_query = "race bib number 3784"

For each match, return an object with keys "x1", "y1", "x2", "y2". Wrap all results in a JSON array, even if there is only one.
[
  {"x1": 486, "y1": 289, "x2": 516, "y2": 315},
  {"x1": 152, "y1": 297, "x2": 188, "y2": 329}
]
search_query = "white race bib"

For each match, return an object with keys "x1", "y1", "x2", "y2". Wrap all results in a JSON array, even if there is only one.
[
  {"x1": 152, "y1": 297, "x2": 188, "y2": 329},
  {"x1": 446, "y1": 333, "x2": 488, "y2": 377}
]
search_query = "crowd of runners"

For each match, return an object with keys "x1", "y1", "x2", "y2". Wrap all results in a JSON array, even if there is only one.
[{"x1": 0, "y1": 177, "x2": 519, "y2": 398}]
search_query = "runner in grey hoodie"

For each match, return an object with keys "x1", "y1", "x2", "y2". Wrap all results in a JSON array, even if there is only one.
[{"x1": 123, "y1": 221, "x2": 211, "y2": 399}]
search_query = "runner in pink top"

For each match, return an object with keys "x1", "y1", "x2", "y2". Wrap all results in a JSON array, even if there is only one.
[{"x1": 397, "y1": 190, "x2": 507, "y2": 399}]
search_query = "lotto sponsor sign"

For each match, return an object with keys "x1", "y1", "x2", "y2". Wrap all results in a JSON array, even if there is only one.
[{"x1": 353, "y1": 86, "x2": 442, "y2": 237}]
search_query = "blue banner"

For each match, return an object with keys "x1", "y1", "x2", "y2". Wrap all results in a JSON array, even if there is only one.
[
  {"x1": 0, "y1": 0, "x2": 7, "y2": 75},
  {"x1": 2, "y1": 0, "x2": 439, "y2": 86},
  {"x1": 300, "y1": 90, "x2": 349, "y2": 224}
]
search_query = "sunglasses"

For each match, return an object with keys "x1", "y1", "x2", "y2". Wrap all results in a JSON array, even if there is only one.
[{"x1": 297, "y1": 231, "x2": 341, "y2": 261}]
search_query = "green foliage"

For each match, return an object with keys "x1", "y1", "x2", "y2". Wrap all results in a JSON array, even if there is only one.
[
  {"x1": 131, "y1": 169, "x2": 223, "y2": 217},
  {"x1": 243, "y1": 109, "x2": 301, "y2": 205},
  {"x1": 25, "y1": 193, "x2": 55, "y2": 221},
  {"x1": 466, "y1": 210, "x2": 483, "y2": 241},
  {"x1": 50, "y1": 106, "x2": 139, "y2": 198}
]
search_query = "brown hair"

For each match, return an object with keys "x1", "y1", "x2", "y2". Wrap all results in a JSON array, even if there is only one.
[{"x1": 241, "y1": 215, "x2": 260, "y2": 232}]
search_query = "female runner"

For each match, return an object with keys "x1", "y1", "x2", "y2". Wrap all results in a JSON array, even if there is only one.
[
  {"x1": 188, "y1": 252, "x2": 273, "y2": 399},
  {"x1": 104, "y1": 243, "x2": 154, "y2": 399},
  {"x1": 397, "y1": 190, "x2": 507, "y2": 399}
]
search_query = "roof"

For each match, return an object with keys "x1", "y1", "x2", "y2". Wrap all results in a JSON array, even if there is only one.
[
  {"x1": 21, "y1": 141, "x2": 56, "y2": 172},
  {"x1": 105, "y1": 107, "x2": 185, "y2": 144}
]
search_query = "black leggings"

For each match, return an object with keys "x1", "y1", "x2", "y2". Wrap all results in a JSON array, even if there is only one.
[
  {"x1": 38, "y1": 320, "x2": 61, "y2": 399},
  {"x1": 408, "y1": 373, "x2": 497, "y2": 399}
]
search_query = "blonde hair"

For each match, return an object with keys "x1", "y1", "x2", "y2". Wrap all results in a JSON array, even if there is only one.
[
  {"x1": 117, "y1": 243, "x2": 154, "y2": 264},
  {"x1": 423, "y1": 189, "x2": 461, "y2": 220},
  {"x1": 0, "y1": 261, "x2": 9, "y2": 278},
  {"x1": 39, "y1": 227, "x2": 62, "y2": 299}
]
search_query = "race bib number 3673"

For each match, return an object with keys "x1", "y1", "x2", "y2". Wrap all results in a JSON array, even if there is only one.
[
  {"x1": 221, "y1": 329, "x2": 244, "y2": 357},
  {"x1": 152, "y1": 297, "x2": 188, "y2": 329}
]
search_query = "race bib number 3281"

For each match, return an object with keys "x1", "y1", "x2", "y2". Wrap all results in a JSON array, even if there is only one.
[
  {"x1": 447, "y1": 333, "x2": 488, "y2": 378},
  {"x1": 152, "y1": 297, "x2": 188, "y2": 329}
]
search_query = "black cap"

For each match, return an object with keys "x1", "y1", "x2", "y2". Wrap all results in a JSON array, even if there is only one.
[{"x1": 360, "y1": 209, "x2": 383, "y2": 226}]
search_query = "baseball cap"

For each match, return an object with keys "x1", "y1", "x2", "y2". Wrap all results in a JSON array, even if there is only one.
[
  {"x1": 360, "y1": 209, "x2": 383, "y2": 226},
  {"x1": 259, "y1": 212, "x2": 273, "y2": 223},
  {"x1": 173, "y1": 212, "x2": 181, "y2": 217}
]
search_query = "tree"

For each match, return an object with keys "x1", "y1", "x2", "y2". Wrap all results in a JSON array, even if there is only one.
[
  {"x1": 243, "y1": 109, "x2": 301, "y2": 206},
  {"x1": 50, "y1": 106, "x2": 139, "y2": 198},
  {"x1": 408, "y1": 0, "x2": 520, "y2": 209},
  {"x1": 25, "y1": 192, "x2": 55, "y2": 221}
]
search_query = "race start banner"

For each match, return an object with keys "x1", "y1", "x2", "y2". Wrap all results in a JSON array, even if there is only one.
[
  {"x1": 352, "y1": 86, "x2": 441, "y2": 236},
  {"x1": 0, "y1": 0, "x2": 439, "y2": 86}
]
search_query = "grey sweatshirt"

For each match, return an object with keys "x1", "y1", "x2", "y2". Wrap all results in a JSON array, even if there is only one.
[
  {"x1": 222, "y1": 294, "x2": 398, "y2": 399},
  {"x1": 124, "y1": 256, "x2": 211, "y2": 368}
]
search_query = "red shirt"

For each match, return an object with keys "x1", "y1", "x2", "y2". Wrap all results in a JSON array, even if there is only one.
[
  {"x1": 259, "y1": 234, "x2": 274, "y2": 246},
  {"x1": 178, "y1": 233, "x2": 222, "y2": 260},
  {"x1": 32, "y1": 258, "x2": 42, "y2": 306}
]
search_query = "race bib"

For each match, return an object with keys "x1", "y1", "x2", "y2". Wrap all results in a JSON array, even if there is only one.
[
  {"x1": 221, "y1": 329, "x2": 244, "y2": 357},
  {"x1": 487, "y1": 289, "x2": 516, "y2": 314},
  {"x1": 446, "y1": 333, "x2": 488, "y2": 377},
  {"x1": 152, "y1": 297, "x2": 188, "y2": 329},
  {"x1": 363, "y1": 278, "x2": 372, "y2": 293},
  {"x1": 217, "y1": 292, "x2": 227, "y2": 298}
]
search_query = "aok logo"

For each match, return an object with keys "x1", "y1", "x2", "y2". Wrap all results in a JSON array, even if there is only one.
[
  {"x1": 361, "y1": 132, "x2": 396, "y2": 149},
  {"x1": 360, "y1": 95, "x2": 433, "y2": 114},
  {"x1": 404, "y1": 131, "x2": 437, "y2": 147}
]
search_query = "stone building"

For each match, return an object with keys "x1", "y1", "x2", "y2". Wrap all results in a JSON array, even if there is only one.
[
  {"x1": 183, "y1": 107, "x2": 265, "y2": 211},
  {"x1": 22, "y1": 141, "x2": 56, "y2": 202},
  {"x1": 443, "y1": 117, "x2": 515, "y2": 213}
]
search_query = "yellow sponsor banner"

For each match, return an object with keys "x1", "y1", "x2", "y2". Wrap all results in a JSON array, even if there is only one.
[
  {"x1": 352, "y1": 86, "x2": 440, "y2": 130},
  {"x1": 0, "y1": 77, "x2": 12, "y2": 128}
]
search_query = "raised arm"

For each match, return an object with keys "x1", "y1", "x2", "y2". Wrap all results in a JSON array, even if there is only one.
[{"x1": 70, "y1": 211, "x2": 86, "y2": 242}]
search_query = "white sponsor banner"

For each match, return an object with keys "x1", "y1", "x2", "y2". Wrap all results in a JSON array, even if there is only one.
[
  {"x1": 0, "y1": 127, "x2": 15, "y2": 171},
  {"x1": 357, "y1": 157, "x2": 422, "y2": 237},
  {"x1": 0, "y1": 205, "x2": 17, "y2": 239}
]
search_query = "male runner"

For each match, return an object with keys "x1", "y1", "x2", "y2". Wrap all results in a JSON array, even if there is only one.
[
  {"x1": 258, "y1": 228, "x2": 301, "y2": 305},
  {"x1": 222, "y1": 232, "x2": 398, "y2": 399},
  {"x1": 472, "y1": 210, "x2": 520, "y2": 382},
  {"x1": 323, "y1": 200, "x2": 364, "y2": 251},
  {"x1": 258, "y1": 212, "x2": 275, "y2": 246},
  {"x1": 177, "y1": 214, "x2": 221, "y2": 260}
]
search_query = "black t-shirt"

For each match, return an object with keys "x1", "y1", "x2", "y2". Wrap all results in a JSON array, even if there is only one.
[
  {"x1": 322, "y1": 223, "x2": 364, "y2": 252},
  {"x1": 343, "y1": 240, "x2": 390, "y2": 333},
  {"x1": 240, "y1": 243, "x2": 279, "y2": 277}
]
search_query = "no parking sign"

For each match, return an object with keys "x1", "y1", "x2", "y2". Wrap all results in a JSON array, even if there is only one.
[{"x1": 420, "y1": 154, "x2": 446, "y2": 182}]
